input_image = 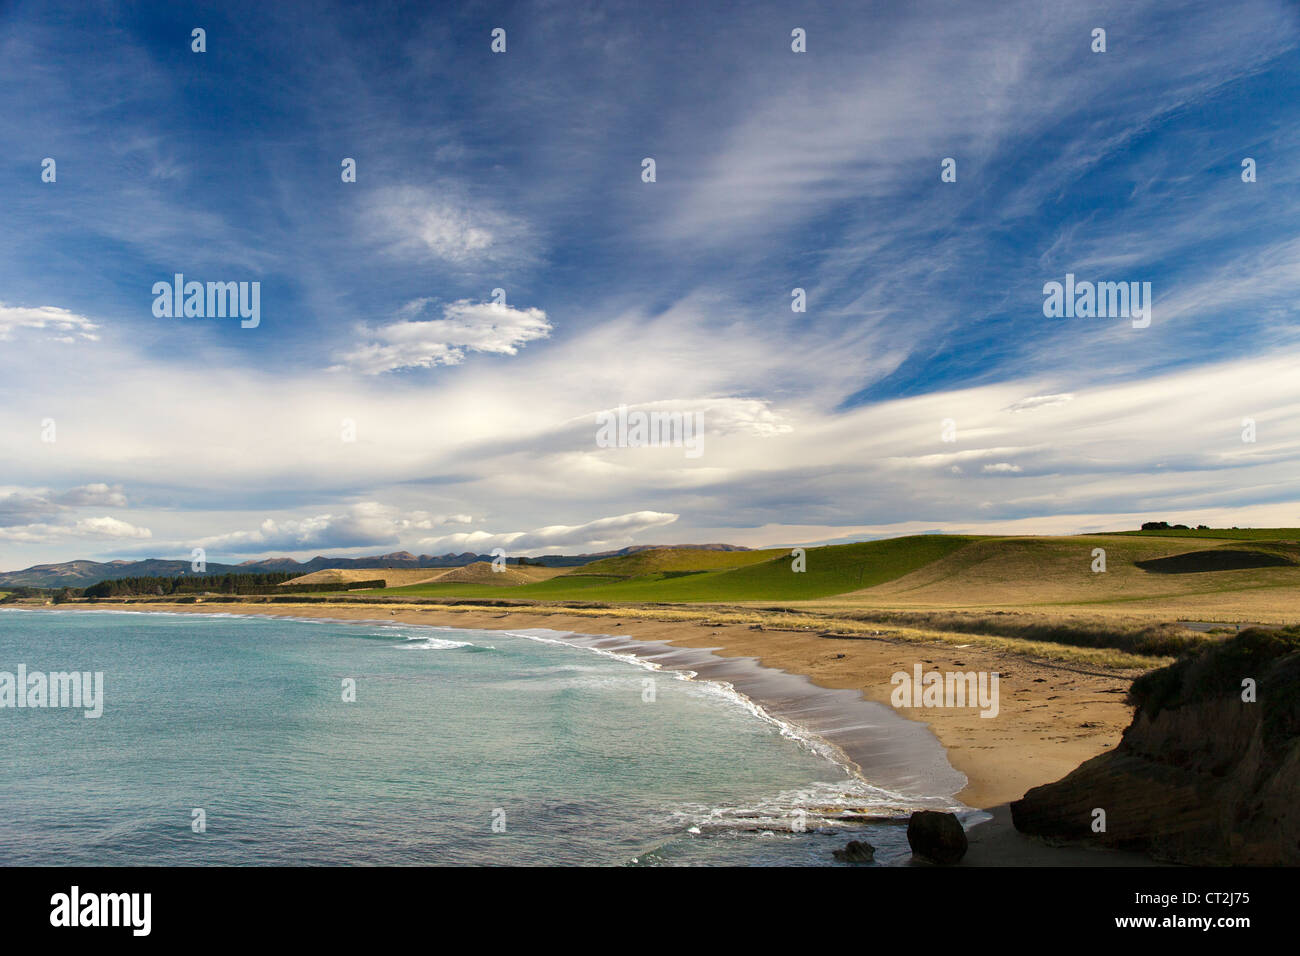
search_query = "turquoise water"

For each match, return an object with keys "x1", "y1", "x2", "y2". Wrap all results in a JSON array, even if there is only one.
[{"x1": 0, "y1": 609, "x2": 934, "y2": 866}]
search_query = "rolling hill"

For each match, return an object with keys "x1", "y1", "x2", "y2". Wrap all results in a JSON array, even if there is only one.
[
  {"x1": 842, "y1": 535, "x2": 1300, "y2": 608},
  {"x1": 0, "y1": 543, "x2": 750, "y2": 588},
  {"x1": 357, "y1": 530, "x2": 1300, "y2": 615},
  {"x1": 369, "y1": 535, "x2": 979, "y2": 602}
]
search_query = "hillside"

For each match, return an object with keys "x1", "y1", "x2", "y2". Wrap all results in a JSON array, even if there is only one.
[
  {"x1": 0, "y1": 543, "x2": 750, "y2": 588},
  {"x1": 427, "y1": 562, "x2": 567, "y2": 586},
  {"x1": 17, "y1": 530, "x2": 1300, "y2": 647},
  {"x1": 22, "y1": 527, "x2": 1300, "y2": 668},
  {"x1": 838, "y1": 535, "x2": 1300, "y2": 608},
  {"x1": 371, "y1": 535, "x2": 978, "y2": 602},
  {"x1": 281, "y1": 568, "x2": 453, "y2": 588},
  {"x1": 578, "y1": 547, "x2": 777, "y2": 576},
  {"x1": 350, "y1": 530, "x2": 1300, "y2": 650}
]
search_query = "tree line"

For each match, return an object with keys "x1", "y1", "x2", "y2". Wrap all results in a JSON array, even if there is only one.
[{"x1": 83, "y1": 572, "x2": 300, "y2": 597}]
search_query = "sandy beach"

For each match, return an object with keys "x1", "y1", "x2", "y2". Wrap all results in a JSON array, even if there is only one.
[{"x1": 60, "y1": 599, "x2": 1154, "y2": 864}]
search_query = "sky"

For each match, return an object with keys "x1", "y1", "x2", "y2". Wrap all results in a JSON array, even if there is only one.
[{"x1": 1, "y1": 0, "x2": 1299, "y2": 569}]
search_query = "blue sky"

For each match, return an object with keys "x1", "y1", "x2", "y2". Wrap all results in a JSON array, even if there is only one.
[{"x1": 2, "y1": 0, "x2": 1300, "y2": 568}]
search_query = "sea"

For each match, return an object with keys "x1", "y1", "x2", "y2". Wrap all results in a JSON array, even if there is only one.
[{"x1": 0, "y1": 608, "x2": 968, "y2": 866}]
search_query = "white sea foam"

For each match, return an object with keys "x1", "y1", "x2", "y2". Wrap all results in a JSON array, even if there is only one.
[
  {"x1": 496, "y1": 627, "x2": 867, "y2": 781},
  {"x1": 665, "y1": 778, "x2": 975, "y2": 836},
  {"x1": 397, "y1": 634, "x2": 474, "y2": 650}
]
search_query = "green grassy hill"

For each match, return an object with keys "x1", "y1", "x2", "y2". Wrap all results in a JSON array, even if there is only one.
[
  {"x1": 837, "y1": 534, "x2": 1300, "y2": 609},
  {"x1": 368, "y1": 535, "x2": 978, "y2": 603},
  {"x1": 577, "y1": 547, "x2": 778, "y2": 577},
  {"x1": 359, "y1": 527, "x2": 1300, "y2": 610}
]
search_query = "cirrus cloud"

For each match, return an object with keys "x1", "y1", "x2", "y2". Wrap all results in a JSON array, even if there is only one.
[{"x1": 367, "y1": 186, "x2": 536, "y2": 266}]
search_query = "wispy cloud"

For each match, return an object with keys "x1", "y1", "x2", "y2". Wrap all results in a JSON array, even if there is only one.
[
  {"x1": 0, "y1": 516, "x2": 151, "y2": 544},
  {"x1": 0, "y1": 304, "x2": 98, "y2": 342},
  {"x1": 419, "y1": 511, "x2": 680, "y2": 554},
  {"x1": 1, "y1": 0, "x2": 1299, "y2": 567},
  {"x1": 336, "y1": 299, "x2": 551, "y2": 374},
  {"x1": 365, "y1": 186, "x2": 538, "y2": 268}
]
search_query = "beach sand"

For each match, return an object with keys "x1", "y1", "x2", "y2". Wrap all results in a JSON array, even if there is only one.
[{"x1": 62, "y1": 600, "x2": 1153, "y2": 865}]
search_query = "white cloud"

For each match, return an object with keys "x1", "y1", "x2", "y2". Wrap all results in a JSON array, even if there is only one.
[
  {"x1": 654, "y1": 0, "x2": 1297, "y2": 268},
  {"x1": 195, "y1": 504, "x2": 480, "y2": 555},
  {"x1": 0, "y1": 484, "x2": 129, "y2": 527},
  {"x1": 419, "y1": 511, "x2": 679, "y2": 554},
  {"x1": 1005, "y1": 394, "x2": 1073, "y2": 413},
  {"x1": 54, "y1": 483, "x2": 128, "y2": 507},
  {"x1": 199, "y1": 502, "x2": 399, "y2": 553},
  {"x1": 337, "y1": 299, "x2": 551, "y2": 374},
  {"x1": 70, "y1": 516, "x2": 151, "y2": 538},
  {"x1": 406, "y1": 513, "x2": 474, "y2": 530},
  {"x1": 367, "y1": 186, "x2": 534, "y2": 266},
  {"x1": 0, "y1": 304, "x2": 99, "y2": 342},
  {"x1": 0, "y1": 516, "x2": 150, "y2": 543},
  {"x1": 7, "y1": 288, "x2": 1300, "y2": 564}
]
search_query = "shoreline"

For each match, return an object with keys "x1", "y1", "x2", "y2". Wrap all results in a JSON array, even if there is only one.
[
  {"x1": 504, "y1": 625, "x2": 970, "y2": 806},
  {"x1": 43, "y1": 600, "x2": 1156, "y2": 865}
]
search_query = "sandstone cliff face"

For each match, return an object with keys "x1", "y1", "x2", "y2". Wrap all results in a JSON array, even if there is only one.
[{"x1": 1011, "y1": 629, "x2": 1300, "y2": 865}]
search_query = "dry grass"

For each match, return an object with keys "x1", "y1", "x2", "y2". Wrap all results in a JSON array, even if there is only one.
[
  {"x1": 282, "y1": 568, "x2": 450, "y2": 588},
  {"x1": 430, "y1": 562, "x2": 567, "y2": 586},
  {"x1": 842, "y1": 534, "x2": 1300, "y2": 608},
  {"x1": 283, "y1": 564, "x2": 568, "y2": 589}
]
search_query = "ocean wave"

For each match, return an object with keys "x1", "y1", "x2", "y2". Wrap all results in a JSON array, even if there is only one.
[{"x1": 397, "y1": 634, "x2": 476, "y2": 651}]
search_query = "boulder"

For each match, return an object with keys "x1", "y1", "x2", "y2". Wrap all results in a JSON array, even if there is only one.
[
  {"x1": 831, "y1": 839, "x2": 876, "y2": 863},
  {"x1": 906, "y1": 810, "x2": 967, "y2": 863}
]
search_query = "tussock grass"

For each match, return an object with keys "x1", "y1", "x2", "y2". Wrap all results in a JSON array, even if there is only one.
[{"x1": 809, "y1": 608, "x2": 1209, "y2": 657}]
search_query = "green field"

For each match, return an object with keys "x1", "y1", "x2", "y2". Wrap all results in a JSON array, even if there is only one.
[
  {"x1": 32, "y1": 527, "x2": 1299, "y2": 666},
  {"x1": 578, "y1": 547, "x2": 778, "y2": 576},
  {"x1": 347, "y1": 528, "x2": 1300, "y2": 665},
  {"x1": 349, "y1": 528, "x2": 1300, "y2": 633},
  {"x1": 369, "y1": 535, "x2": 979, "y2": 602}
]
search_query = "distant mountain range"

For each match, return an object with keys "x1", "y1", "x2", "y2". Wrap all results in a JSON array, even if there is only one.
[{"x1": 0, "y1": 544, "x2": 751, "y2": 588}]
